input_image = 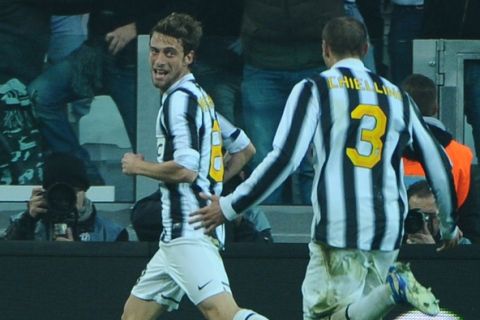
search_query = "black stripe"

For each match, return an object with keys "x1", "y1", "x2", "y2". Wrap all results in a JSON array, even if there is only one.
[
  {"x1": 162, "y1": 95, "x2": 174, "y2": 161},
  {"x1": 185, "y1": 95, "x2": 199, "y2": 151},
  {"x1": 338, "y1": 68, "x2": 360, "y2": 248},
  {"x1": 230, "y1": 128, "x2": 241, "y2": 140},
  {"x1": 160, "y1": 294, "x2": 180, "y2": 305},
  {"x1": 310, "y1": 75, "x2": 331, "y2": 243},
  {"x1": 366, "y1": 71, "x2": 390, "y2": 250},
  {"x1": 165, "y1": 183, "x2": 183, "y2": 239},
  {"x1": 233, "y1": 81, "x2": 313, "y2": 213},
  {"x1": 393, "y1": 92, "x2": 412, "y2": 248}
]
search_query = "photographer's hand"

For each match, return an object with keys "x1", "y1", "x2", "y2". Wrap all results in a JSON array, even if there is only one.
[
  {"x1": 406, "y1": 222, "x2": 436, "y2": 244},
  {"x1": 28, "y1": 187, "x2": 48, "y2": 219},
  {"x1": 54, "y1": 228, "x2": 74, "y2": 242}
]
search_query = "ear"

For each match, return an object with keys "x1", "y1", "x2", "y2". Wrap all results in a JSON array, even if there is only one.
[
  {"x1": 360, "y1": 42, "x2": 369, "y2": 57},
  {"x1": 184, "y1": 50, "x2": 194, "y2": 67}
]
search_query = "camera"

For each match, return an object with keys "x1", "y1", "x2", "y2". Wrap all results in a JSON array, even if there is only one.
[
  {"x1": 43, "y1": 183, "x2": 78, "y2": 237},
  {"x1": 404, "y1": 208, "x2": 427, "y2": 234}
]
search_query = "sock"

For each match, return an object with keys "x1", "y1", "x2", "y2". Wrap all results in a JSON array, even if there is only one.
[
  {"x1": 330, "y1": 285, "x2": 395, "y2": 320},
  {"x1": 233, "y1": 309, "x2": 269, "y2": 320}
]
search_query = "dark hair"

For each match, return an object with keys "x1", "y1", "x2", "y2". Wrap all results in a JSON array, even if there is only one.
[
  {"x1": 150, "y1": 12, "x2": 203, "y2": 54},
  {"x1": 402, "y1": 74, "x2": 437, "y2": 116},
  {"x1": 322, "y1": 16, "x2": 368, "y2": 58},
  {"x1": 42, "y1": 152, "x2": 90, "y2": 191},
  {"x1": 407, "y1": 180, "x2": 432, "y2": 200}
]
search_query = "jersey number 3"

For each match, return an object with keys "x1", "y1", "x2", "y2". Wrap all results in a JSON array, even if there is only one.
[{"x1": 346, "y1": 104, "x2": 387, "y2": 169}]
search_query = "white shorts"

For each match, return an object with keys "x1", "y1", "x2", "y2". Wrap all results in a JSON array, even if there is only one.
[
  {"x1": 302, "y1": 241, "x2": 398, "y2": 319},
  {"x1": 131, "y1": 237, "x2": 231, "y2": 311}
]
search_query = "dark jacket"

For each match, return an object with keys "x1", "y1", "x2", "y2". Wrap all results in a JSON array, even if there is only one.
[
  {"x1": 240, "y1": 0, "x2": 344, "y2": 70},
  {"x1": 3, "y1": 204, "x2": 128, "y2": 241},
  {"x1": 423, "y1": 0, "x2": 480, "y2": 39}
]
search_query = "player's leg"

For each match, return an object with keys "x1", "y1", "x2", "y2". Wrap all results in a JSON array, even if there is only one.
[
  {"x1": 196, "y1": 291, "x2": 268, "y2": 320},
  {"x1": 170, "y1": 237, "x2": 268, "y2": 320},
  {"x1": 121, "y1": 294, "x2": 167, "y2": 320},
  {"x1": 122, "y1": 246, "x2": 185, "y2": 320},
  {"x1": 330, "y1": 256, "x2": 439, "y2": 319},
  {"x1": 302, "y1": 242, "x2": 379, "y2": 320}
]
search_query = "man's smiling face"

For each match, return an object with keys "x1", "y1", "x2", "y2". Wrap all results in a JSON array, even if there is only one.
[{"x1": 149, "y1": 32, "x2": 193, "y2": 92}]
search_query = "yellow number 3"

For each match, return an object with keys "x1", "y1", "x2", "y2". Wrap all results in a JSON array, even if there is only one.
[{"x1": 346, "y1": 104, "x2": 387, "y2": 169}]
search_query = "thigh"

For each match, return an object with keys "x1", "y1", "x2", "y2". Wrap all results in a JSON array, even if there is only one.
[
  {"x1": 302, "y1": 242, "x2": 369, "y2": 319},
  {"x1": 165, "y1": 238, "x2": 232, "y2": 306},
  {"x1": 131, "y1": 247, "x2": 185, "y2": 312},
  {"x1": 197, "y1": 292, "x2": 240, "y2": 320},
  {"x1": 122, "y1": 294, "x2": 167, "y2": 320},
  {"x1": 363, "y1": 250, "x2": 398, "y2": 296}
]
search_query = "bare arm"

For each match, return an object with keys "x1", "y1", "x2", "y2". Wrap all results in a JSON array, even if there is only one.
[
  {"x1": 223, "y1": 142, "x2": 256, "y2": 183},
  {"x1": 121, "y1": 152, "x2": 197, "y2": 184}
]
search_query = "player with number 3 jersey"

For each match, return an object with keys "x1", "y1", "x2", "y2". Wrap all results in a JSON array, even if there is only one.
[{"x1": 191, "y1": 16, "x2": 461, "y2": 320}]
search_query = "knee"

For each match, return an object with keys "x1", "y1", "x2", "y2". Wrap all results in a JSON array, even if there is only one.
[{"x1": 198, "y1": 294, "x2": 240, "y2": 320}]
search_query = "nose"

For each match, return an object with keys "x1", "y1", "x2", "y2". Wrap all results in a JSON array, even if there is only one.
[{"x1": 151, "y1": 52, "x2": 166, "y2": 66}]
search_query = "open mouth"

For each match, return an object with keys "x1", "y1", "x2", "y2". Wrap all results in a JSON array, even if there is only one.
[{"x1": 153, "y1": 68, "x2": 168, "y2": 79}]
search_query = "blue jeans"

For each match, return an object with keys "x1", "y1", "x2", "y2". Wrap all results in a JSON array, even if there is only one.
[
  {"x1": 193, "y1": 37, "x2": 242, "y2": 124},
  {"x1": 28, "y1": 48, "x2": 136, "y2": 181},
  {"x1": 388, "y1": 5, "x2": 424, "y2": 85},
  {"x1": 241, "y1": 65, "x2": 324, "y2": 204},
  {"x1": 344, "y1": 1, "x2": 376, "y2": 72},
  {"x1": 465, "y1": 60, "x2": 480, "y2": 161}
]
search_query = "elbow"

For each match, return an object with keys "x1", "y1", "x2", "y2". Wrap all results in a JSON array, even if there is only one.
[
  {"x1": 245, "y1": 143, "x2": 256, "y2": 162},
  {"x1": 181, "y1": 169, "x2": 198, "y2": 183}
]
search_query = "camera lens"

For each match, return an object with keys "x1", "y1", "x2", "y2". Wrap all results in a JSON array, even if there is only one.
[
  {"x1": 404, "y1": 209, "x2": 425, "y2": 234},
  {"x1": 44, "y1": 183, "x2": 77, "y2": 222}
]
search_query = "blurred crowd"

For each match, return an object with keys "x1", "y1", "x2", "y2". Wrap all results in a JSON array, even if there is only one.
[{"x1": 0, "y1": 0, "x2": 479, "y2": 243}]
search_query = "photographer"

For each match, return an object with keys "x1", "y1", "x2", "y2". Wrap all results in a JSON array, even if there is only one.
[
  {"x1": 405, "y1": 180, "x2": 471, "y2": 245},
  {"x1": 3, "y1": 152, "x2": 128, "y2": 241}
]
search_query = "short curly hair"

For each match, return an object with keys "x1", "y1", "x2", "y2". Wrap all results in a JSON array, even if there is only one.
[{"x1": 150, "y1": 12, "x2": 203, "y2": 54}]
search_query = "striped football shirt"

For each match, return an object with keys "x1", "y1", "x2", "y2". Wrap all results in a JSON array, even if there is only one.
[{"x1": 220, "y1": 58, "x2": 457, "y2": 251}]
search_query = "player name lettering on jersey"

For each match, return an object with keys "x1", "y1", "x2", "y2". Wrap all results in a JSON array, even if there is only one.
[{"x1": 327, "y1": 76, "x2": 401, "y2": 100}]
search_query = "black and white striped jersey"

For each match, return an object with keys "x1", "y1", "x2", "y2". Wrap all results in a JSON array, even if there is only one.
[
  {"x1": 220, "y1": 58, "x2": 457, "y2": 251},
  {"x1": 156, "y1": 73, "x2": 225, "y2": 242}
]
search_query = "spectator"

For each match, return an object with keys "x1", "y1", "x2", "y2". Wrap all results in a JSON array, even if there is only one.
[
  {"x1": 191, "y1": 17, "x2": 461, "y2": 319},
  {"x1": 240, "y1": 0, "x2": 344, "y2": 204},
  {"x1": 401, "y1": 74, "x2": 480, "y2": 243},
  {"x1": 47, "y1": 14, "x2": 90, "y2": 65},
  {"x1": 388, "y1": 0, "x2": 425, "y2": 85},
  {"x1": 193, "y1": 0, "x2": 243, "y2": 124},
  {"x1": 357, "y1": 0, "x2": 388, "y2": 75},
  {"x1": 406, "y1": 180, "x2": 471, "y2": 244},
  {"x1": 3, "y1": 152, "x2": 128, "y2": 241},
  {"x1": 343, "y1": 0, "x2": 376, "y2": 71},
  {"x1": 402, "y1": 74, "x2": 473, "y2": 207}
]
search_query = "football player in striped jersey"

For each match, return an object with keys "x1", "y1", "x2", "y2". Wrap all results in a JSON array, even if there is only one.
[
  {"x1": 191, "y1": 16, "x2": 461, "y2": 320},
  {"x1": 120, "y1": 13, "x2": 267, "y2": 320}
]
